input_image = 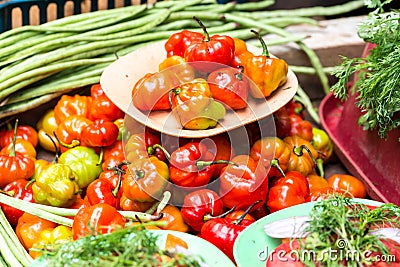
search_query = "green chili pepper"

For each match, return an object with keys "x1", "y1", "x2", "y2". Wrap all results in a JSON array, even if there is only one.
[{"x1": 183, "y1": 99, "x2": 226, "y2": 130}]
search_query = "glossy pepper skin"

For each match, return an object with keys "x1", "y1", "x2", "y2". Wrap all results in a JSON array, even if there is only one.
[
  {"x1": 0, "y1": 179, "x2": 34, "y2": 226},
  {"x1": 54, "y1": 115, "x2": 92, "y2": 152},
  {"x1": 164, "y1": 30, "x2": 203, "y2": 58},
  {"x1": 244, "y1": 30, "x2": 288, "y2": 98},
  {"x1": 180, "y1": 189, "x2": 225, "y2": 232},
  {"x1": 327, "y1": 174, "x2": 367, "y2": 199},
  {"x1": 169, "y1": 142, "x2": 216, "y2": 187},
  {"x1": 72, "y1": 203, "x2": 126, "y2": 240},
  {"x1": 123, "y1": 156, "x2": 169, "y2": 203},
  {"x1": 0, "y1": 124, "x2": 38, "y2": 148},
  {"x1": 231, "y1": 38, "x2": 254, "y2": 68},
  {"x1": 184, "y1": 17, "x2": 235, "y2": 72},
  {"x1": 157, "y1": 205, "x2": 189, "y2": 233},
  {"x1": 132, "y1": 72, "x2": 179, "y2": 111},
  {"x1": 219, "y1": 155, "x2": 268, "y2": 211},
  {"x1": 289, "y1": 114, "x2": 313, "y2": 142},
  {"x1": 207, "y1": 66, "x2": 249, "y2": 110},
  {"x1": 274, "y1": 106, "x2": 292, "y2": 139},
  {"x1": 158, "y1": 55, "x2": 196, "y2": 84},
  {"x1": 1, "y1": 139, "x2": 36, "y2": 160},
  {"x1": 311, "y1": 127, "x2": 333, "y2": 162},
  {"x1": 267, "y1": 171, "x2": 309, "y2": 213},
  {"x1": 88, "y1": 84, "x2": 124, "y2": 122},
  {"x1": 32, "y1": 163, "x2": 80, "y2": 207},
  {"x1": 53, "y1": 94, "x2": 92, "y2": 124},
  {"x1": 86, "y1": 177, "x2": 122, "y2": 209},
  {"x1": 29, "y1": 225, "x2": 73, "y2": 259},
  {"x1": 170, "y1": 79, "x2": 225, "y2": 130},
  {"x1": 124, "y1": 131, "x2": 167, "y2": 163},
  {"x1": 0, "y1": 148, "x2": 35, "y2": 188},
  {"x1": 16, "y1": 213, "x2": 57, "y2": 250},
  {"x1": 284, "y1": 135, "x2": 318, "y2": 177},
  {"x1": 81, "y1": 119, "x2": 119, "y2": 148},
  {"x1": 58, "y1": 146, "x2": 102, "y2": 189},
  {"x1": 250, "y1": 136, "x2": 290, "y2": 178},
  {"x1": 36, "y1": 109, "x2": 59, "y2": 152}
]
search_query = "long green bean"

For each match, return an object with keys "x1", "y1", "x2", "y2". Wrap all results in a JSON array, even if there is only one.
[{"x1": 232, "y1": 0, "x2": 274, "y2": 11}]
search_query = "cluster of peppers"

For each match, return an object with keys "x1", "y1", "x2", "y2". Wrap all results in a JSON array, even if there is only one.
[{"x1": 132, "y1": 17, "x2": 289, "y2": 130}]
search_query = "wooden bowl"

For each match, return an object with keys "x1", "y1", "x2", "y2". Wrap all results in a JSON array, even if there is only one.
[{"x1": 100, "y1": 41, "x2": 298, "y2": 138}]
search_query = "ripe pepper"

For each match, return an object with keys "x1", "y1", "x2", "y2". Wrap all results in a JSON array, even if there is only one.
[
  {"x1": 164, "y1": 30, "x2": 203, "y2": 58},
  {"x1": 72, "y1": 203, "x2": 126, "y2": 240},
  {"x1": 327, "y1": 174, "x2": 367, "y2": 199},
  {"x1": 184, "y1": 17, "x2": 235, "y2": 72},
  {"x1": 219, "y1": 155, "x2": 268, "y2": 211},
  {"x1": 249, "y1": 136, "x2": 290, "y2": 178},
  {"x1": 131, "y1": 72, "x2": 179, "y2": 111},
  {"x1": 199, "y1": 201, "x2": 258, "y2": 262},
  {"x1": 32, "y1": 159, "x2": 51, "y2": 181},
  {"x1": 274, "y1": 106, "x2": 292, "y2": 139},
  {"x1": 289, "y1": 114, "x2": 313, "y2": 142},
  {"x1": 231, "y1": 37, "x2": 254, "y2": 68},
  {"x1": 124, "y1": 131, "x2": 167, "y2": 163},
  {"x1": 29, "y1": 225, "x2": 73, "y2": 259},
  {"x1": 158, "y1": 55, "x2": 196, "y2": 84},
  {"x1": 36, "y1": 109, "x2": 59, "y2": 152},
  {"x1": 267, "y1": 171, "x2": 309, "y2": 213},
  {"x1": 123, "y1": 156, "x2": 169, "y2": 202},
  {"x1": 58, "y1": 146, "x2": 102, "y2": 189},
  {"x1": 170, "y1": 78, "x2": 225, "y2": 130},
  {"x1": 0, "y1": 124, "x2": 35, "y2": 188},
  {"x1": 180, "y1": 189, "x2": 225, "y2": 232},
  {"x1": 86, "y1": 177, "x2": 122, "y2": 209},
  {"x1": 0, "y1": 139, "x2": 36, "y2": 160},
  {"x1": 0, "y1": 123, "x2": 38, "y2": 148},
  {"x1": 244, "y1": 30, "x2": 288, "y2": 98},
  {"x1": 32, "y1": 163, "x2": 80, "y2": 207},
  {"x1": 81, "y1": 119, "x2": 119, "y2": 148},
  {"x1": 284, "y1": 135, "x2": 318, "y2": 177},
  {"x1": 88, "y1": 83, "x2": 124, "y2": 122},
  {"x1": 169, "y1": 142, "x2": 217, "y2": 187},
  {"x1": 207, "y1": 66, "x2": 249, "y2": 110},
  {"x1": 157, "y1": 204, "x2": 189, "y2": 233},
  {"x1": 306, "y1": 173, "x2": 330, "y2": 194},
  {"x1": 53, "y1": 94, "x2": 92, "y2": 124},
  {"x1": 119, "y1": 192, "x2": 154, "y2": 212},
  {"x1": 102, "y1": 140, "x2": 125, "y2": 171},
  {"x1": 285, "y1": 99, "x2": 305, "y2": 119},
  {"x1": 16, "y1": 212, "x2": 57, "y2": 250},
  {"x1": 54, "y1": 115, "x2": 92, "y2": 152},
  {"x1": 311, "y1": 127, "x2": 334, "y2": 178},
  {"x1": 0, "y1": 178, "x2": 34, "y2": 226}
]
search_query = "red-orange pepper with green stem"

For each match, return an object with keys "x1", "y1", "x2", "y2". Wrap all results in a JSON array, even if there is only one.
[
  {"x1": 244, "y1": 30, "x2": 288, "y2": 98},
  {"x1": 284, "y1": 135, "x2": 318, "y2": 177}
]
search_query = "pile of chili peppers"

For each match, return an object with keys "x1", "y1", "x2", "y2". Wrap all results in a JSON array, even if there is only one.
[
  {"x1": 132, "y1": 18, "x2": 289, "y2": 130},
  {"x1": 0, "y1": 28, "x2": 368, "y2": 265}
]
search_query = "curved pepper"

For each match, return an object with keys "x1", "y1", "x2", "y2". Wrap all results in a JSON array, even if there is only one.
[
  {"x1": 219, "y1": 155, "x2": 268, "y2": 211},
  {"x1": 244, "y1": 30, "x2": 288, "y2": 98},
  {"x1": 32, "y1": 163, "x2": 80, "y2": 207},
  {"x1": 249, "y1": 136, "x2": 290, "y2": 178},
  {"x1": 29, "y1": 225, "x2": 73, "y2": 259},
  {"x1": 123, "y1": 156, "x2": 169, "y2": 203},
  {"x1": 36, "y1": 109, "x2": 59, "y2": 152},
  {"x1": 284, "y1": 135, "x2": 318, "y2": 177},
  {"x1": 58, "y1": 146, "x2": 102, "y2": 189},
  {"x1": 169, "y1": 142, "x2": 217, "y2": 187}
]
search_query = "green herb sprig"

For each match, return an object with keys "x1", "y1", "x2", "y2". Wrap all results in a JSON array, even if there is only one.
[
  {"x1": 37, "y1": 225, "x2": 203, "y2": 267},
  {"x1": 299, "y1": 194, "x2": 400, "y2": 267},
  {"x1": 330, "y1": 0, "x2": 400, "y2": 140}
]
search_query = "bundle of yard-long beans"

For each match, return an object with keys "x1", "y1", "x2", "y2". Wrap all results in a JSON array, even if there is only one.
[{"x1": 0, "y1": 0, "x2": 365, "y2": 121}]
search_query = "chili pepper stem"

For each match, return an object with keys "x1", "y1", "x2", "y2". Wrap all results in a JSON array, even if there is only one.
[
  {"x1": 111, "y1": 170, "x2": 123, "y2": 198},
  {"x1": 203, "y1": 205, "x2": 236, "y2": 222},
  {"x1": 24, "y1": 178, "x2": 35, "y2": 190},
  {"x1": 53, "y1": 131, "x2": 80, "y2": 150},
  {"x1": 193, "y1": 16, "x2": 210, "y2": 42},
  {"x1": 96, "y1": 147, "x2": 104, "y2": 166},
  {"x1": 316, "y1": 158, "x2": 325, "y2": 178},
  {"x1": 270, "y1": 158, "x2": 286, "y2": 178},
  {"x1": 150, "y1": 144, "x2": 171, "y2": 161},
  {"x1": 196, "y1": 159, "x2": 238, "y2": 170},
  {"x1": 251, "y1": 29, "x2": 270, "y2": 57},
  {"x1": 234, "y1": 200, "x2": 262, "y2": 225},
  {"x1": 10, "y1": 119, "x2": 18, "y2": 157},
  {"x1": 0, "y1": 189, "x2": 15, "y2": 197}
]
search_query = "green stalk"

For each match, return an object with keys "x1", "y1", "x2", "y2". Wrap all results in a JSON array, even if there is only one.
[
  {"x1": 0, "y1": 208, "x2": 33, "y2": 267},
  {"x1": 295, "y1": 86, "x2": 321, "y2": 125},
  {"x1": 0, "y1": 226, "x2": 23, "y2": 267},
  {"x1": 291, "y1": 65, "x2": 336, "y2": 75},
  {"x1": 232, "y1": 0, "x2": 275, "y2": 11},
  {"x1": 0, "y1": 193, "x2": 73, "y2": 227}
]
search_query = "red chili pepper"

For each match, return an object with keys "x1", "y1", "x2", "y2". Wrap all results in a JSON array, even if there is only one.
[
  {"x1": 144, "y1": 128, "x2": 167, "y2": 162},
  {"x1": 88, "y1": 84, "x2": 125, "y2": 122},
  {"x1": 0, "y1": 121, "x2": 35, "y2": 188},
  {"x1": 0, "y1": 124, "x2": 38, "y2": 148},
  {"x1": 72, "y1": 203, "x2": 126, "y2": 240},
  {"x1": 289, "y1": 114, "x2": 313, "y2": 142},
  {"x1": 285, "y1": 99, "x2": 305, "y2": 119},
  {"x1": 184, "y1": 17, "x2": 235, "y2": 72},
  {"x1": 53, "y1": 94, "x2": 92, "y2": 124},
  {"x1": 54, "y1": 115, "x2": 92, "y2": 152},
  {"x1": 219, "y1": 155, "x2": 268, "y2": 211},
  {"x1": 181, "y1": 189, "x2": 225, "y2": 232},
  {"x1": 0, "y1": 179, "x2": 34, "y2": 226},
  {"x1": 86, "y1": 177, "x2": 122, "y2": 209},
  {"x1": 274, "y1": 106, "x2": 292, "y2": 139},
  {"x1": 169, "y1": 142, "x2": 222, "y2": 187},
  {"x1": 81, "y1": 119, "x2": 119, "y2": 148},
  {"x1": 101, "y1": 140, "x2": 125, "y2": 171},
  {"x1": 164, "y1": 30, "x2": 204, "y2": 58},
  {"x1": 267, "y1": 171, "x2": 309, "y2": 213},
  {"x1": 231, "y1": 38, "x2": 254, "y2": 68},
  {"x1": 200, "y1": 201, "x2": 260, "y2": 262},
  {"x1": 207, "y1": 66, "x2": 249, "y2": 110}
]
